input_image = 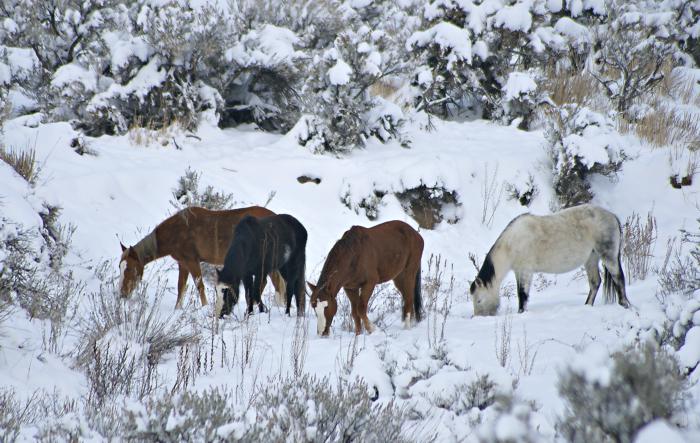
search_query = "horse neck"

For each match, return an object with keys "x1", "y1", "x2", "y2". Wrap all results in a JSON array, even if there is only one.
[
  {"x1": 133, "y1": 230, "x2": 162, "y2": 265},
  {"x1": 485, "y1": 242, "x2": 512, "y2": 289}
]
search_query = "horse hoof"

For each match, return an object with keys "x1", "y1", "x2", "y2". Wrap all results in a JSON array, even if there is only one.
[{"x1": 518, "y1": 308, "x2": 525, "y2": 314}]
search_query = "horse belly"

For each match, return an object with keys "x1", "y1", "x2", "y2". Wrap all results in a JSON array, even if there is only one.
[{"x1": 520, "y1": 240, "x2": 592, "y2": 274}]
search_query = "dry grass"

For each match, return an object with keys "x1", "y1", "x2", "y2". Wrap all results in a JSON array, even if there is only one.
[
  {"x1": 619, "y1": 106, "x2": 700, "y2": 151},
  {"x1": 0, "y1": 145, "x2": 38, "y2": 184},
  {"x1": 370, "y1": 80, "x2": 400, "y2": 99},
  {"x1": 542, "y1": 70, "x2": 603, "y2": 109},
  {"x1": 128, "y1": 116, "x2": 184, "y2": 148}
]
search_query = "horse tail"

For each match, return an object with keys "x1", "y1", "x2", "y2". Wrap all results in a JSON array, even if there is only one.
[
  {"x1": 414, "y1": 263, "x2": 423, "y2": 322},
  {"x1": 603, "y1": 214, "x2": 624, "y2": 304},
  {"x1": 603, "y1": 267, "x2": 615, "y2": 304}
]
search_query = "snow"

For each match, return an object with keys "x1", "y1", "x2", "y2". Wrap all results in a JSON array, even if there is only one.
[
  {"x1": 493, "y1": 2, "x2": 533, "y2": 33},
  {"x1": 51, "y1": 63, "x2": 99, "y2": 92},
  {"x1": 407, "y1": 22, "x2": 472, "y2": 66},
  {"x1": 503, "y1": 72, "x2": 537, "y2": 101},
  {"x1": 635, "y1": 420, "x2": 686, "y2": 443},
  {"x1": 328, "y1": 59, "x2": 352, "y2": 86}
]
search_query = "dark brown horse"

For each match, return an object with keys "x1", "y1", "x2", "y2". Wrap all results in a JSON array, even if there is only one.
[
  {"x1": 119, "y1": 206, "x2": 285, "y2": 308},
  {"x1": 307, "y1": 220, "x2": 424, "y2": 336}
]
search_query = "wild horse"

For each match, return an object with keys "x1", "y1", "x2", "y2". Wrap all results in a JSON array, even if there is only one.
[
  {"x1": 216, "y1": 214, "x2": 307, "y2": 317},
  {"x1": 119, "y1": 206, "x2": 285, "y2": 308},
  {"x1": 308, "y1": 220, "x2": 424, "y2": 336},
  {"x1": 470, "y1": 204, "x2": 630, "y2": 315}
]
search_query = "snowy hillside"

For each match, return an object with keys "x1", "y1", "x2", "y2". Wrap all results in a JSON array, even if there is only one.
[
  {"x1": 2, "y1": 0, "x2": 700, "y2": 441},
  {"x1": 1, "y1": 111, "x2": 698, "y2": 441}
]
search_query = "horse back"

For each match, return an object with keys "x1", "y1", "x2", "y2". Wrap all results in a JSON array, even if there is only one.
[
  {"x1": 357, "y1": 220, "x2": 423, "y2": 282},
  {"x1": 159, "y1": 206, "x2": 276, "y2": 264}
]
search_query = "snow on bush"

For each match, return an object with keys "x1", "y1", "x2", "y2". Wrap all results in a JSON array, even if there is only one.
[
  {"x1": 170, "y1": 167, "x2": 237, "y2": 211},
  {"x1": 544, "y1": 105, "x2": 625, "y2": 208},
  {"x1": 298, "y1": 25, "x2": 407, "y2": 153},
  {"x1": 557, "y1": 342, "x2": 687, "y2": 443}
]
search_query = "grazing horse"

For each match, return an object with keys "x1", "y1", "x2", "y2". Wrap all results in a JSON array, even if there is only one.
[
  {"x1": 308, "y1": 220, "x2": 424, "y2": 336},
  {"x1": 119, "y1": 206, "x2": 286, "y2": 308},
  {"x1": 470, "y1": 204, "x2": 631, "y2": 316},
  {"x1": 216, "y1": 214, "x2": 307, "y2": 317}
]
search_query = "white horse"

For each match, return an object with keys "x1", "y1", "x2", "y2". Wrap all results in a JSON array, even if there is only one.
[{"x1": 470, "y1": 204, "x2": 630, "y2": 315}]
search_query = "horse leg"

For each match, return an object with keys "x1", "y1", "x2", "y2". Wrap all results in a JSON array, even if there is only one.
[
  {"x1": 243, "y1": 274, "x2": 255, "y2": 315},
  {"x1": 584, "y1": 252, "x2": 602, "y2": 305},
  {"x1": 175, "y1": 263, "x2": 189, "y2": 309},
  {"x1": 344, "y1": 287, "x2": 363, "y2": 335},
  {"x1": 270, "y1": 270, "x2": 287, "y2": 307},
  {"x1": 359, "y1": 283, "x2": 376, "y2": 334},
  {"x1": 393, "y1": 271, "x2": 415, "y2": 328},
  {"x1": 252, "y1": 274, "x2": 267, "y2": 313},
  {"x1": 515, "y1": 272, "x2": 532, "y2": 313},
  {"x1": 185, "y1": 261, "x2": 208, "y2": 306}
]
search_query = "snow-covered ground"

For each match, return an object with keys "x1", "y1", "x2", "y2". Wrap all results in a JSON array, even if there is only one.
[{"x1": 1, "y1": 111, "x2": 699, "y2": 441}]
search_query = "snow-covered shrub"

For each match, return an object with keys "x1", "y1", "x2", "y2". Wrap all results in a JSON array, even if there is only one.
[
  {"x1": 299, "y1": 25, "x2": 407, "y2": 153},
  {"x1": 505, "y1": 174, "x2": 539, "y2": 207},
  {"x1": 406, "y1": 0, "x2": 598, "y2": 122},
  {"x1": 476, "y1": 394, "x2": 545, "y2": 443},
  {"x1": 545, "y1": 105, "x2": 624, "y2": 208},
  {"x1": 557, "y1": 342, "x2": 687, "y2": 443},
  {"x1": 340, "y1": 187, "x2": 387, "y2": 221},
  {"x1": 590, "y1": 2, "x2": 676, "y2": 114},
  {"x1": 121, "y1": 387, "x2": 235, "y2": 441},
  {"x1": 170, "y1": 167, "x2": 236, "y2": 211},
  {"x1": 244, "y1": 374, "x2": 409, "y2": 442},
  {"x1": 396, "y1": 184, "x2": 460, "y2": 229}
]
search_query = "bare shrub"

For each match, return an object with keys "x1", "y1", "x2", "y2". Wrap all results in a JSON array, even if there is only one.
[
  {"x1": 0, "y1": 389, "x2": 38, "y2": 442},
  {"x1": 558, "y1": 342, "x2": 687, "y2": 443},
  {"x1": 481, "y1": 163, "x2": 504, "y2": 227},
  {"x1": 622, "y1": 212, "x2": 657, "y2": 282},
  {"x1": 290, "y1": 316, "x2": 309, "y2": 378},
  {"x1": 367, "y1": 283, "x2": 403, "y2": 330},
  {"x1": 590, "y1": 4, "x2": 675, "y2": 114},
  {"x1": 494, "y1": 311, "x2": 513, "y2": 369},
  {"x1": 0, "y1": 145, "x2": 39, "y2": 185},
  {"x1": 515, "y1": 325, "x2": 539, "y2": 380},
  {"x1": 658, "y1": 223, "x2": 700, "y2": 297},
  {"x1": 170, "y1": 167, "x2": 236, "y2": 211},
  {"x1": 423, "y1": 254, "x2": 454, "y2": 348}
]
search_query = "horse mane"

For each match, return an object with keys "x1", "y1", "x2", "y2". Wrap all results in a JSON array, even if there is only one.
[
  {"x1": 132, "y1": 230, "x2": 158, "y2": 264},
  {"x1": 317, "y1": 227, "x2": 364, "y2": 288},
  {"x1": 477, "y1": 213, "x2": 530, "y2": 288}
]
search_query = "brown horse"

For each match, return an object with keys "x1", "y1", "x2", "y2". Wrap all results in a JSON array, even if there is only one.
[
  {"x1": 119, "y1": 206, "x2": 285, "y2": 308},
  {"x1": 307, "y1": 220, "x2": 424, "y2": 336}
]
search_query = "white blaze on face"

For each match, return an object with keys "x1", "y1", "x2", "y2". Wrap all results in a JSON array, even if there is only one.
[
  {"x1": 118, "y1": 260, "x2": 127, "y2": 293},
  {"x1": 315, "y1": 300, "x2": 328, "y2": 335},
  {"x1": 214, "y1": 283, "x2": 226, "y2": 317}
]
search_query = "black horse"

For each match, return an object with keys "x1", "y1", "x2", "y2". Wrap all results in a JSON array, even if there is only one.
[{"x1": 216, "y1": 214, "x2": 307, "y2": 317}]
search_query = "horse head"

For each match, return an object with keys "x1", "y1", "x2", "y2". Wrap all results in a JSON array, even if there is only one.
[
  {"x1": 119, "y1": 242, "x2": 144, "y2": 298},
  {"x1": 469, "y1": 277, "x2": 500, "y2": 316},
  {"x1": 308, "y1": 281, "x2": 336, "y2": 336}
]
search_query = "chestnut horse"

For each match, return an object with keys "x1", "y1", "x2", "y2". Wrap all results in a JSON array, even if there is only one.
[
  {"x1": 216, "y1": 214, "x2": 307, "y2": 317},
  {"x1": 119, "y1": 206, "x2": 285, "y2": 308},
  {"x1": 308, "y1": 220, "x2": 424, "y2": 336}
]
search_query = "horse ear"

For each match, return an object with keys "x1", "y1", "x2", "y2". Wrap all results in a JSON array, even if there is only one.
[
  {"x1": 120, "y1": 242, "x2": 127, "y2": 252},
  {"x1": 307, "y1": 282, "x2": 317, "y2": 291}
]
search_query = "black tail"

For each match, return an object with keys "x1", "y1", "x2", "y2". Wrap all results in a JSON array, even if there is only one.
[
  {"x1": 414, "y1": 263, "x2": 423, "y2": 322},
  {"x1": 603, "y1": 217, "x2": 625, "y2": 304},
  {"x1": 603, "y1": 266, "x2": 615, "y2": 304}
]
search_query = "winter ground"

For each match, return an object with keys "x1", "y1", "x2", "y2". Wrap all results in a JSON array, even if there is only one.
[{"x1": 1, "y1": 111, "x2": 700, "y2": 441}]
